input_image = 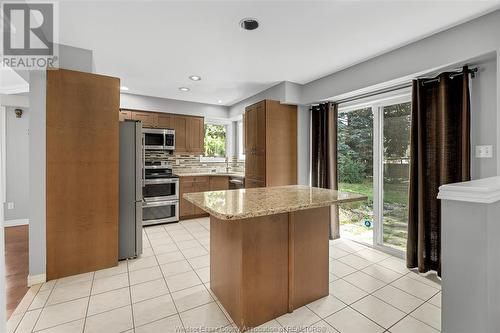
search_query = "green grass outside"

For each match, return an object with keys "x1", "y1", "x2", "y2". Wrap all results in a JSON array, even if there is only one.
[
  {"x1": 338, "y1": 179, "x2": 409, "y2": 250},
  {"x1": 339, "y1": 180, "x2": 409, "y2": 205}
]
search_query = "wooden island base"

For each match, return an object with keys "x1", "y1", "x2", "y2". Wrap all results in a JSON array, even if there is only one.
[{"x1": 210, "y1": 206, "x2": 330, "y2": 331}]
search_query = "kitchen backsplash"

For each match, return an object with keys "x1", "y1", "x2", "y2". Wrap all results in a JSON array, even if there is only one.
[{"x1": 145, "y1": 151, "x2": 245, "y2": 174}]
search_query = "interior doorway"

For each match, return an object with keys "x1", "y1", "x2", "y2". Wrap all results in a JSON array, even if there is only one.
[{"x1": 1, "y1": 105, "x2": 30, "y2": 319}]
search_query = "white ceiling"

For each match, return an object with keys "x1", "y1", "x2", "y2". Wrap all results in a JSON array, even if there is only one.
[{"x1": 58, "y1": 1, "x2": 500, "y2": 106}]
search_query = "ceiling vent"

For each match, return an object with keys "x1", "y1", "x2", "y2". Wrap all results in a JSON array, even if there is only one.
[{"x1": 240, "y1": 18, "x2": 259, "y2": 31}]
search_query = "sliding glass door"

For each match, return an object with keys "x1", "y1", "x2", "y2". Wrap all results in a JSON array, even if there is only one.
[
  {"x1": 381, "y1": 102, "x2": 411, "y2": 251},
  {"x1": 338, "y1": 94, "x2": 411, "y2": 254},
  {"x1": 338, "y1": 108, "x2": 374, "y2": 245}
]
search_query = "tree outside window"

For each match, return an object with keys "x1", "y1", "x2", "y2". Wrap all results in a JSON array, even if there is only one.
[{"x1": 204, "y1": 123, "x2": 227, "y2": 157}]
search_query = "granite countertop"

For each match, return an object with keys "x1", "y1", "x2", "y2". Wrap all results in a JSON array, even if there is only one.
[
  {"x1": 175, "y1": 171, "x2": 245, "y2": 178},
  {"x1": 183, "y1": 185, "x2": 367, "y2": 220}
]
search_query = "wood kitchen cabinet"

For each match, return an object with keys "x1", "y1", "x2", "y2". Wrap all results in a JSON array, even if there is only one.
[
  {"x1": 173, "y1": 116, "x2": 188, "y2": 152},
  {"x1": 244, "y1": 100, "x2": 297, "y2": 188},
  {"x1": 180, "y1": 175, "x2": 230, "y2": 219},
  {"x1": 172, "y1": 115, "x2": 204, "y2": 154},
  {"x1": 188, "y1": 116, "x2": 204, "y2": 154},
  {"x1": 244, "y1": 178, "x2": 265, "y2": 189},
  {"x1": 209, "y1": 176, "x2": 229, "y2": 191},
  {"x1": 157, "y1": 113, "x2": 174, "y2": 129},
  {"x1": 46, "y1": 69, "x2": 120, "y2": 280},
  {"x1": 180, "y1": 178, "x2": 196, "y2": 217},
  {"x1": 120, "y1": 109, "x2": 204, "y2": 153},
  {"x1": 180, "y1": 176, "x2": 210, "y2": 219},
  {"x1": 132, "y1": 111, "x2": 157, "y2": 128},
  {"x1": 119, "y1": 110, "x2": 133, "y2": 121}
]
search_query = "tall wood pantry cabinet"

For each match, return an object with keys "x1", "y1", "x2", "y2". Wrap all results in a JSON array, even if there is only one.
[{"x1": 244, "y1": 100, "x2": 297, "y2": 188}]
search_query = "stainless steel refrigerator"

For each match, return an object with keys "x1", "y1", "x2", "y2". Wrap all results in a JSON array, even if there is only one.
[{"x1": 119, "y1": 120, "x2": 143, "y2": 259}]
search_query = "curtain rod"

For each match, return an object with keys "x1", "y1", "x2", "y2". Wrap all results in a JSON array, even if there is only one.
[
  {"x1": 334, "y1": 82, "x2": 412, "y2": 105},
  {"x1": 421, "y1": 67, "x2": 478, "y2": 86},
  {"x1": 332, "y1": 66, "x2": 478, "y2": 105}
]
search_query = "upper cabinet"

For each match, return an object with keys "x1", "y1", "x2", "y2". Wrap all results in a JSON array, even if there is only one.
[
  {"x1": 132, "y1": 111, "x2": 157, "y2": 128},
  {"x1": 119, "y1": 110, "x2": 133, "y2": 121},
  {"x1": 244, "y1": 100, "x2": 297, "y2": 188},
  {"x1": 172, "y1": 115, "x2": 188, "y2": 152},
  {"x1": 172, "y1": 115, "x2": 204, "y2": 153},
  {"x1": 157, "y1": 113, "x2": 174, "y2": 129},
  {"x1": 120, "y1": 109, "x2": 204, "y2": 154},
  {"x1": 188, "y1": 116, "x2": 204, "y2": 154}
]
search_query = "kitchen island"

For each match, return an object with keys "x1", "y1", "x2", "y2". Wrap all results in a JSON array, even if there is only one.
[{"x1": 184, "y1": 185, "x2": 366, "y2": 331}]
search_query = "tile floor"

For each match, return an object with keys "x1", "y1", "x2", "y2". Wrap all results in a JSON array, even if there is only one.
[{"x1": 7, "y1": 217, "x2": 441, "y2": 333}]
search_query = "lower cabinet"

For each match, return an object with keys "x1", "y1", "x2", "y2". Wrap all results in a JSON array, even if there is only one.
[
  {"x1": 180, "y1": 176, "x2": 230, "y2": 219},
  {"x1": 209, "y1": 176, "x2": 229, "y2": 191},
  {"x1": 180, "y1": 176, "x2": 209, "y2": 219},
  {"x1": 245, "y1": 178, "x2": 265, "y2": 188}
]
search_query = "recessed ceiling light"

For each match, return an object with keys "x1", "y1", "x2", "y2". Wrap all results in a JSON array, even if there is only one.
[
  {"x1": 218, "y1": 100, "x2": 223, "y2": 104},
  {"x1": 189, "y1": 75, "x2": 201, "y2": 81},
  {"x1": 120, "y1": 86, "x2": 129, "y2": 91},
  {"x1": 179, "y1": 87, "x2": 190, "y2": 92},
  {"x1": 240, "y1": 18, "x2": 259, "y2": 31}
]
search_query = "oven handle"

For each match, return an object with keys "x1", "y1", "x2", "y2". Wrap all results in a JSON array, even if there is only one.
[
  {"x1": 144, "y1": 178, "x2": 179, "y2": 185},
  {"x1": 142, "y1": 134, "x2": 146, "y2": 187},
  {"x1": 142, "y1": 200, "x2": 178, "y2": 208}
]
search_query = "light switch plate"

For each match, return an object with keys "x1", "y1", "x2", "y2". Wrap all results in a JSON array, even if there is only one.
[
  {"x1": 475, "y1": 145, "x2": 493, "y2": 158},
  {"x1": 7, "y1": 202, "x2": 14, "y2": 210}
]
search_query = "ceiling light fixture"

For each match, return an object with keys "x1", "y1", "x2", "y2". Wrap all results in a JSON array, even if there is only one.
[
  {"x1": 189, "y1": 75, "x2": 202, "y2": 81},
  {"x1": 218, "y1": 100, "x2": 223, "y2": 104},
  {"x1": 179, "y1": 87, "x2": 190, "y2": 92},
  {"x1": 120, "y1": 86, "x2": 129, "y2": 91},
  {"x1": 240, "y1": 18, "x2": 259, "y2": 31}
]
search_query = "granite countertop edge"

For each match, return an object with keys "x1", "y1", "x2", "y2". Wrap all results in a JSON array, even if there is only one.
[{"x1": 183, "y1": 192, "x2": 367, "y2": 221}]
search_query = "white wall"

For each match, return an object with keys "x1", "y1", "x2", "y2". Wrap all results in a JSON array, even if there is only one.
[
  {"x1": 300, "y1": 9, "x2": 500, "y2": 174},
  {"x1": 471, "y1": 58, "x2": 497, "y2": 179},
  {"x1": 225, "y1": 11, "x2": 500, "y2": 183},
  {"x1": 121, "y1": 93, "x2": 229, "y2": 119},
  {"x1": 28, "y1": 71, "x2": 47, "y2": 278},
  {"x1": 4, "y1": 107, "x2": 29, "y2": 221},
  {"x1": 228, "y1": 82, "x2": 286, "y2": 119}
]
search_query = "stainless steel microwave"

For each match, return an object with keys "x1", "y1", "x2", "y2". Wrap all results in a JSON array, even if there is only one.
[{"x1": 143, "y1": 128, "x2": 175, "y2": 150}]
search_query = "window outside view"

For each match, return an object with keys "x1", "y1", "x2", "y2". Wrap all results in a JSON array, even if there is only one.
[{"x1": 204, "y1": 123, "x2": 227, "y2": 157}]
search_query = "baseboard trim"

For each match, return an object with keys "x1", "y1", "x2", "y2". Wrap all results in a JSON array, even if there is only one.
[
  {"x1": 3, "y1": 218, "x2": 29, "y2": 227},
  {"x1": 27, "y1": 273, "x2": 46, "y2": 287}
]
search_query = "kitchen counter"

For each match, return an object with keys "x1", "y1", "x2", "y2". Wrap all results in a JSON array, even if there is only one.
[
  {"x1": 189, "y1": 185, "x2": 366, "y2": 330},
  {"x1": 175, "y1": 171, "x2": 245, "y2": 178},
  {"x1": 183, "y1": 185, "x2": 366, "y2": 220}
]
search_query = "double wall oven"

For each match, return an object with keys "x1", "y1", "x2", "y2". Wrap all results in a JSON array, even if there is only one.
[{"x1": 142, "y1": 161, "x2": 179, "y2": 226}]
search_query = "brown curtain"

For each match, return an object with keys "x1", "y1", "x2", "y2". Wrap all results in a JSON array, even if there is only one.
[
  {"x1": 311, "y1": 102, "x2": 340, "y2": 240},
  {"x1": 407, "y1": 66, "x2": 471, "y2": 275}
]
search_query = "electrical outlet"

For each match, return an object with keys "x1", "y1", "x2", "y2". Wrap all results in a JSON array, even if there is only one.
[
  {"x1": 7, "y1": 202, "x2": 14, "y2": 210},
  {"x1": 475, "y1": 145, "x2": 493, "y2": 158}
]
